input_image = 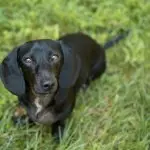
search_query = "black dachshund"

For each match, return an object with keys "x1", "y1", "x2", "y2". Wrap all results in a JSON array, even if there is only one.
[{"x1": 0, "y1": 31, "x2": 129, "y2": 141}]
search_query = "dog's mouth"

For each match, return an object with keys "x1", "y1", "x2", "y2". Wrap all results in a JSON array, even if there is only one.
[
  {"x1": 32, "y1": 88, "x2": 51, "y2": 95},
  {"x1": 33, "y1": 84, "x2": 58, "y2": 95},
  {"x1": 35, "y1": 91, "x2": 50, "y2": 95}
]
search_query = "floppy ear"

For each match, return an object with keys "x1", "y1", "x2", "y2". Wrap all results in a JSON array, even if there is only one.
[
  {"x1": 0, "y1": 47, "x2": 25, "y2": 96},
  {"x1": 59, "y1": 41, "x2": 81, "y2": 88}
]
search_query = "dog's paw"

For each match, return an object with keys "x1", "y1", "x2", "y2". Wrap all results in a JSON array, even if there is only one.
[
  {"x1": 51, "y1": 122, "x2": 65, "y2": 143},
  {"x1": 12, "y1": 115, "x2": 28, "y2": 126},
  {"x1": 12, "y1": 106, "x2": 34, "y2": 126}
]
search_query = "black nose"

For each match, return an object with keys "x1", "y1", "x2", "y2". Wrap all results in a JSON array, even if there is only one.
[{"x1": 42, "y1": 81, "x2": 54, "y2": 91}]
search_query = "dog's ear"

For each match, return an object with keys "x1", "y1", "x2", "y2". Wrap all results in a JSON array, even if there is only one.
[
  {"x1": 0, "y1": 47, "x2": 25, "y2": 96},
  {"x1": 58, "y1": 41, "x2": 81, "y2": 88}
]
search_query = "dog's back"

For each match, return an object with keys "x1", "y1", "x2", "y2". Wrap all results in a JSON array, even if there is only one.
[{"x1": 59, "y1": 32, "x2": 106, "y2": 89}]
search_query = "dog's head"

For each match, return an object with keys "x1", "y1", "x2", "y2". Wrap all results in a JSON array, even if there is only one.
[{"x1": 0, "y1": 39, "x2": 81, "y2": 99}]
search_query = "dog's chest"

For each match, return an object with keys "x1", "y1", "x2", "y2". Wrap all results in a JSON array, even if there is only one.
[
  {"x1": 34, "y1": 97, "x2": 43, "y2": 115},
  {"x1": 31, "y1": 96, "x2": 57, "y2": 124}
]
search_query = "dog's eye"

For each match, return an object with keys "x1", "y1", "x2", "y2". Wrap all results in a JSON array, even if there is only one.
[
  {"x1": 24, "y1": 57, "x2": 32, "y2": 64},
  {"x1": 50, "y1": 54, "x2": 59, "y2": 62}
]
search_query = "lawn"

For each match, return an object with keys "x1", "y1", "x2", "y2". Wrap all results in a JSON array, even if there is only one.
[{"x1": 0, "y1": 0, "x2": 149, "y2": 150}]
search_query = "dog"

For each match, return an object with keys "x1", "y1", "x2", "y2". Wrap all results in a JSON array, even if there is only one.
[{"x1": 0, "y1": 31, "x2": 129, "y2": 141}]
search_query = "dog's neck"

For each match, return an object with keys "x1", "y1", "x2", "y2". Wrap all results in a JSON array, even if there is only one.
[
  {"x1": 21, "y1": 88, "x2": 55, "y2": 115},
  {"x1": 33, "y1": 94, "x2": 55, "y2": 115}
]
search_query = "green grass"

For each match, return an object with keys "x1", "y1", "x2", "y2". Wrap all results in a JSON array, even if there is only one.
[{"x1": 0, "y1": 0, "x2": 149, "y2": 149}]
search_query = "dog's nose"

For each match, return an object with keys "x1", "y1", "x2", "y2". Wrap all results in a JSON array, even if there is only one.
[{"x1": 42, "y1": 81, "x2": 54, "y2": 91}]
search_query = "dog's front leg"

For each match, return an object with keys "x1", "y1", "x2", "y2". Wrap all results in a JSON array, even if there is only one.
[
  {"x1": 51, "y1": 120, "x2": 65, "y2": 142},
  {"x1": 51, "y1": 88, "x2": 76, "y2": 142},
  {"x1": 12, "y1": 105, "x2": 34, "y2": 126}
]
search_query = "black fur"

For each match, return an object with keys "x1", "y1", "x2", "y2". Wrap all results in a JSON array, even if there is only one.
[{"x1": 0, "y1": 32, "x2": 128, "y2": 142}]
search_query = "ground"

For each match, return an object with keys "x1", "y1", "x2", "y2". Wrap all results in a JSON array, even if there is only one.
[{"x1": 0, "y1": 0, "x2": 149, "y2": 150}]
